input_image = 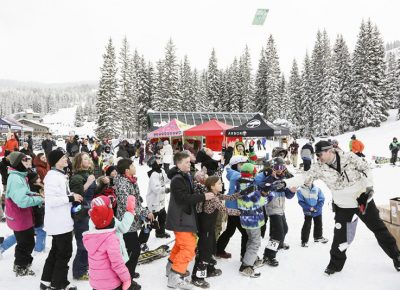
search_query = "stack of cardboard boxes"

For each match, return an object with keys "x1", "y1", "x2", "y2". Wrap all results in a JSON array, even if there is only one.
[{"x1": 378, "y1": 198, "x2": 400, "y2": 248}]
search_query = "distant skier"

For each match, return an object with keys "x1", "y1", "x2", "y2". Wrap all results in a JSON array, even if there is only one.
[
  {"x1": 349, "y1": 135, "x2": 365, "y2": 157},
  {"x1": 389, "y1": 137, "x2": 399, "y2": 165}
]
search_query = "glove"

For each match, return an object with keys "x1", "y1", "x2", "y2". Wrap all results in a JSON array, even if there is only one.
[
  {"x1": 357, "y1": 187, "x2": 373, "y2": 215},
  {"x1": 122, "y1": 279, "x2": 131, "y2": 290},
  {"x1": 266, "y1": 191, "x2": 275, "y2": 203},
  {"x1": 126, "y1": 195, "x2": 136, "y2": 214},
  {"x1": 272, "y1": 180, "x2": 286, "y2": 192}
]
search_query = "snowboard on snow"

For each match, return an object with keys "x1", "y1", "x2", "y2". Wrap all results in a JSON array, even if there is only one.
[
  {"x1": 137, "y1": 240, "x2": 174, "y2": 265},
  {"x1": 371, "y1": 156, "x2": 400, "y2": 165}
]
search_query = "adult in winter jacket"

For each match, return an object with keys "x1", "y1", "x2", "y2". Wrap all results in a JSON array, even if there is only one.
[
  {"x1": 0, "y1": 150, "x2": 11, "y2": 192},
  {"x1": 40, "y1": 149, "x2": 82, "y2": 290},
  {"x1": 27, "y1": 135, "x2": 33, "y2": 152},
  {"x1": 216, "y1": 155, "x2": 249, "y2": 259},
  {"x1": 288, "y1": 140, "x2": 299, "y2": 168},
  {"x1": 5, "y1": 152, "x2": 43, "y2": 276},
  {"x1": 4, "y1": 132, "x2": 19, "y2": 152},
  {"x1": 161, "y1": 140, "x2": 173, "y2": 172},
  {"x1": 303, "y1": 140, "x2": 400, "y2": 275},
  {"x1": 165, "y1": 152, "x2": 214, "y2": 289},
  {"x1": 20, "y1": 142, "x2": 35, "y2": 160},
  {"x1": 42, "y1": 134, "x2": 56, "y2": 157},
  {"x1": 300, "y1": 142, "x2": 314, "y2": 171},
  {"x1": 69, "y1": 152, "x2": 97, "y2": 280},
  {"x1": 389, "y1": 137, "x2": 399, "y2": 165},
  {"x1": 66, "y1": 135, "x2": 80, "y2": 158},
  {"x1": 349, "y1": 135, "x2": 365, "y2": 157},
  {"x1": 114, "y1": 158, "x2": 153, "y2": 290},
  {"x1": 33, "y1": 153, "x2": 49, "y2": 181},
  {"x1": 145, "y1": 158, "x2": 170, "y2": 238},
  {"x1": 296, "y1": 184, "x2": 328, "y2": 247}
]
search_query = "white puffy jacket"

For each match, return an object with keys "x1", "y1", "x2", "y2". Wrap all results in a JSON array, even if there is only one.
[
  {"x1": 146, "y1": 169, "x2": 169, "y2": 212},
  {"x1": 161, "y1": 144, "x2": 173, "y2": 165}
]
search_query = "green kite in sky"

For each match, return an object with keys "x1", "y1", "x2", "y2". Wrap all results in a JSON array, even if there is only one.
[{"x1": 252, "y1": 9, "x2": 269, "y2": 25}]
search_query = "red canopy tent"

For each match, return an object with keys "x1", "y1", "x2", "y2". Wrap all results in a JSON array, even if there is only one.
[{"x1": 184, "y1": 119, "x2": 233, "y2": 151}]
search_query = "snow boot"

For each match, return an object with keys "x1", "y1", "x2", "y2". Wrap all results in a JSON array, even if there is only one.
[
  {"x1": 263, "y1": 257, "x2": 279, "y2": 267},
  {"x1": 314, "y1": 237, "x2": 329, "y2": 244},
  {"x1": 14, "y1": 264, "x2": 35, "y2": 277},
  {"x1": 239, "y1": 264, "x2": 261, "y2": 278},
  {"x1": 156, "y1": 232, "x2": 171, "y2": 238},
  {"x1": 206, "y1": 264, "x2": 222, "y2": 277},
  {"x1": 215, "y1": 251, "x2": 231, "y2": 259},
  {"x1": 393, "y1": 255, "x2": 400, "y2": 271},
  {"x1": 191, "y1": 277, "x2": 210, "y2": 289},
  {"x1": 253, "y1": 256, "x2": 265, "y2": 269},
  {"x1": 167, "y1": 271, "x2": 193, "y2": 290},
  {"x1": 324, "y1": 267, "x2": 339, "y2": 276},
  {"x1": 301, "y1": 242, "x2": 309, "y2": 248}
]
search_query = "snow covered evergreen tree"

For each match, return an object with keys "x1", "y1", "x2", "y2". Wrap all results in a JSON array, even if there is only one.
[
  {"x1": 179, "y1": 55, "x2": 193, "y2": 111},
  {"x1": 288, "y1": 59, "x2": 302, "y2": 136},
  {"x1": 278, "y1": 74, "x2": 289, "y2": 119},
  {"x1": 332, "y1": 35, "x2": 352, "y2": 133},
  {"x1": 207, "y1": 48, "x2": 220, "y2": 111},
  {"x1": 264, "y1": 35, "x2": 281, "y2": 121},
  {"x1": 255, "y1": 49, "x2": 267, "y2": 115},
  {"x1": 197, "y1": 70, "x2": 209, "y2": 111},
  {"x1": 153, "y1": 60, "x2": 165, "y2": 110},
  {"x1": 118, "y1": 37, "x2": 134, "y2": 137},
  {"x1": 96, "y1": 38, "x2": 119, "y2": 139},
  {"x1": 386, "y1": 52, "x2": 398, "y2": 109},
  {"x1": 74, "y1": 105, "x2": 84, "y2": 127},
  {"x1": 163, "y1": 39, "x2": 181, "y2": 111},
  {"x1": 239, "y1": 46, "x2": 254, "y2": 112},
  {"x1": 136, "y1": 56, "x2": 151, "y2": 136},
  {"x1": 190, "y1": 69, "x2": 201, "y2": 111},
  {"x1": 300, "y1": 53, "x2": 313, "y2": 136}
]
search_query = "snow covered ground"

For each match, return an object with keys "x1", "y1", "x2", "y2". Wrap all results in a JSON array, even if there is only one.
[{"x1": 1, "y1": 111, "x2": 400, "y2": 289}]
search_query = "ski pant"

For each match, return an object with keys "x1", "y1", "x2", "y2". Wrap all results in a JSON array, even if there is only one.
[
  {"x1": 34, "y1": 226, "x2": 47, "y2": 252},
  {"x1": 123, "y1": 231, "x2": 141, "y2": 278},
  {"x1": 139, "y1": 208, "x2": 167, "y2": 244},
  {"x1": 290, "y1": 154, "x2": 298, "y2": 168},
  {"x1": 264, "y1": 214, "x2": 288, "y2": 259},
  {"x1": 257, "y1": 144, "x2": 262, "y2": 151},
  {"x1": 303, "y1": 159, "x2": 311, "y2": 171},
  {"x1": 328, "y1": 200, "x2": 400, "y2": 271},
  {"x1": 72, "y1": 217, "x2": 89, "y2": 278},
  {"x1": 301, "y1": 214, "x2": 323, "y2": 243},
  {"x1": 390, "y1": 150, "x2": 398, "y2": 164},
  {"x1": 169, "y1": 232, "x2": 197, "y2": 275},
  {"x1": 41, "y1": 231, "x2": 73, "y2": 289},
  {"x1": 216, "y1": 215, "x2": 248, "y2": 258},
  {"x1": 14, "y1": 227, "x2": 35, "y2": 267},
  {"x1": 242, "y1": 228, "x2": 261, "y2": 267},
  {"x1": 260, "y1": 207, "x2": 268, "y2": 238}
]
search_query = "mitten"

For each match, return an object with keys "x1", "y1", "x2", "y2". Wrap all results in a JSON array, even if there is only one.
[
  {"x1": 122, "y1": 279, "x2": 131, "y2": 290},
  {"x1": 126, "y1": 195, "x2": 136, "y2": 214}
]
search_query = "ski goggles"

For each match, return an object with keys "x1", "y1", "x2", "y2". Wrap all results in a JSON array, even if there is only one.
[{"x1": 273, "y1": 164, "x2": 286, "y2": 175}]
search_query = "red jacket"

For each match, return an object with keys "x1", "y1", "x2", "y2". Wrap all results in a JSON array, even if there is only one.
[{"x1": 4, "y1": 139, "x2": 19, "y2": 152}]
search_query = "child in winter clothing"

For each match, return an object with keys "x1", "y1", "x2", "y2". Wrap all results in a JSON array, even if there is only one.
[
  {"x1": 5, "y1": 152, "x2": 43, "y2": 276},
  {"x1": 191, "y1": 176, "x2": 241, "y2": 288},
  {"x1": 94, "y1": 165, "x2": 118, "y2": 215},
  {"x1": 297, "y1": 184, "x2": 328, "y2": 247},
  {"x1": 255, "y1": 160, "x2": 296, "y2": 267},
  {"x1": 40, "y1": 149, "x2": 82, "y2": 290},
  {"x1": 115, "y1": 158, "x2": 153, "y2": 290},
  {"x1": 236, "y1": 163, "x2": 266, "y2": 277},
  {"x1": 83, "y1": 196, "x2": 133, "y2": 290},
  {"x1": 26, "y1": 171, "x2": 47, "y2": 253}
]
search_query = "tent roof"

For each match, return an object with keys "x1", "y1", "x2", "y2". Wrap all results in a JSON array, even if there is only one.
[
  {"x1": 225, "y1": 114, "x2": 289, "y2": 137},
  {"x1": 147, "y1": 119, "x2": 191, "y2": 139},
  {"x1": 184, "y1": 119, "x2": 232, "y2": 137}
]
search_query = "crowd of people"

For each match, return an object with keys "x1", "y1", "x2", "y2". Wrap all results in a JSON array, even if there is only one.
[{"x1": 0, "y1": 132, "x2": 399, "y2": 290}]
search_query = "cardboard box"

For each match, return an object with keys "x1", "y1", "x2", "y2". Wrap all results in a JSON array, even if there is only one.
[
  {"x1": 384, "y1": 221, "x2": 400, "y2": 249},
  {"x1": 377, "y1": 205, "x2": 391, "y2": 223},
  {"x1": 390, "y1": 198, "x2": 400, "y2": 226}
]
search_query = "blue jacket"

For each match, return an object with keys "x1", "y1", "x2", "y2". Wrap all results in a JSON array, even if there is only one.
[
  {"x1": 225, "y1": 167, "x2": 242, "y2": 209},
  {"x1": 254, "y1": 172, "x2": 295, "y2": 216},
  {"x1": 236, "y1": 178, "x2": 265, "y2": 229},
  {"x1": 296, "y1": 186, "x2": 324, "y2": 217}
]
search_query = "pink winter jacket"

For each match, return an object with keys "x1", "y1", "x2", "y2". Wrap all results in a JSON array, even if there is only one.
[{"x1": 83, "y1": 228, "x2": 131, "y2": 290}]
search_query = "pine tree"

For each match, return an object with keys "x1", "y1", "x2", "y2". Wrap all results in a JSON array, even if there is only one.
[
  {"x1": 300, "y1": 53, "x2": 313, "y2": 136},
  {"x1": 207, "y1": 48, "x2": 220, "y2": 111},
  {"x1": 255, "y1": 49, "x2": 267, "y2": 114},
  {"x1": 386, "y1": 52, "x2": 398, "y2": 109},
  {"x1": 397, "y1": 59, "x2": 400, "y2": 119},
  {"x1": 264, "y1": 35, "x2": 281, "y2": 121},
  {"x1": 230, "y1": 58, "x2": 242, "y2": 112},
  {"x1": 163, "y1": 39, "x2": 181, "y2": 111},
  {"x1": 332, "y1": 35, "x2": 352, "y2": 133},
  {"x1": 278, "y1": 74, "x2": 288, "y2": 119},
  {"x1": 136, "y1": 56, "x2": 151, "y2": 135},
  {"x1": 197, "y1": 71, "x2": 209, "y2": 111},
  {"x1": 179, "y1": 55, "x2": 193, "y2": 111},
  {"x1": 191, "y1": 69, "x2": 200, "y2": 111},
  {"x1": 96, "y1": 38, "x2": 119, "y2": 139},
  {"x1": 118, "y1": 37, "x2": 134, "y2": 137},
  {"x1": 74, "y1": 105, "x2": 84, "y2": 127},
  {"x1": 288, "y1": 59, "x2": 302, "y2": 136},
  {"x1": 239, "y1": 46, "x2": 254, "y2": 112},
  {"x1": 153, "y1": 60, "x2": 165, "y2": 110}
]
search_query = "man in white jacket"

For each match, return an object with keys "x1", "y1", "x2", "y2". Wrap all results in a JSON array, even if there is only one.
[
  {"x1": 303, "y1": 141, "x2": 400, "y2": 275},
  {"x1": 161, "y1": 140, "x2": 173, "y2": 173},
  {"x1": 40, "y1": 149, "x2": 82, "y2": 290}
]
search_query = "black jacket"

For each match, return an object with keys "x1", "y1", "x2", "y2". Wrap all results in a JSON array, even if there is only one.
[
  {"x1": 166, "y1": 167, "x2": 205, "y2": 232},
  {"x1": 42, "y1": 139, "x2": 55, "y2": 155},
  {"x1": 196, "y1": 150, "x2": 219, "y2": 176},
  {"x1": 0, "y1": 157, "x2": 10, "y2": 185}
]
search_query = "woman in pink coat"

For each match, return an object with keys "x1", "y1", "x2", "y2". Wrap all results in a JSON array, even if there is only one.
[{"x1": 83, "y1": 196, "x2": 135, "y2": 290}]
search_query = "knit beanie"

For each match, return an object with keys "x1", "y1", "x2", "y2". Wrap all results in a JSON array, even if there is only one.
[
  {"x1": 248, "y1": 151, "x2": 257, "y2": 164},
  {"x1": 240, "y1": 163, "x2": 256, "y2": 178},
  {"x1": 89, "y1": 196, "x2": 114, "y2": 229},
  {"x1": 48, "y1": 149, "x2": 65, "y2": 167},
  {"x1": 8, "y1": 152, "x2": 25, "y2": 168}
]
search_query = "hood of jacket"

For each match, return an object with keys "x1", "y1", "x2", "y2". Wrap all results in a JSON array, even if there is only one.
[
  {"x1": 167, "y1": 166, "x2": 186, "y2": 180},
  {"x1": 82, "y1": 228, "x2": 116, "y2": 255}
]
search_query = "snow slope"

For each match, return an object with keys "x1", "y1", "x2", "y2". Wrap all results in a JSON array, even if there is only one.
[{"x1": 1, "y1": 111, "x2": 400, "y2": 289}]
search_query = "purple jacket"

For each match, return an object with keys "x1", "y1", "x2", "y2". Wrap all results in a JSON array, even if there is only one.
[{"x1": 83, "y1": 228, "x2": 131, "y2": 290}]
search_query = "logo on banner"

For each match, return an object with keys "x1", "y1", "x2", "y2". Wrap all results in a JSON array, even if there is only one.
[{"x1": 246, "y1": 119, "x2": 261, "y2": 128}]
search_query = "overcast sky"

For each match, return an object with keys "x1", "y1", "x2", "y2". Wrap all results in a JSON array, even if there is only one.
[{"x1": 0, "y1": 0, "x2": 399, "y2": 83}]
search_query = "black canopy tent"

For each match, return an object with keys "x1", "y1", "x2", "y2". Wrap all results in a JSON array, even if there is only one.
[{"x1": 225, "y1": 114, "x2": 289, "y2": 137}]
